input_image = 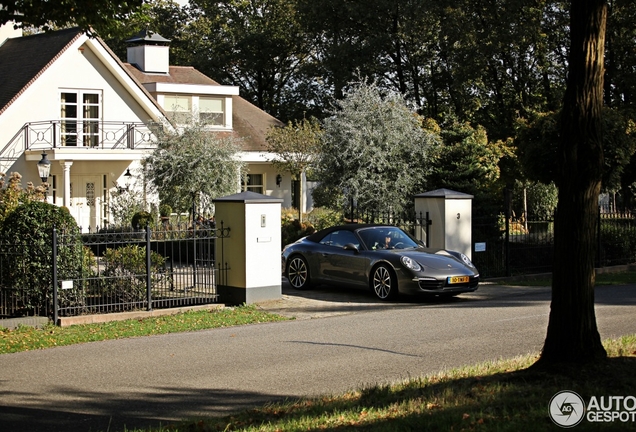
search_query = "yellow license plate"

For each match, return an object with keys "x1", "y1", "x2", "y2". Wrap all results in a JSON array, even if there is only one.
[{"x1": 448, "y1": 276, "x2": 469, "y2": 284}]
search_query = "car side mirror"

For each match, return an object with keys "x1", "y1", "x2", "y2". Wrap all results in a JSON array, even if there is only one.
[{"x1": 343, "y1": 243, "x2": 359, "y2": 253}]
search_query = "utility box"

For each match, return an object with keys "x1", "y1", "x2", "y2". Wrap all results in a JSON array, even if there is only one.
[
  {"x1": 213, "y1": 191, "x2": 283, "y2": 305},
  {"x1": 414, "y1": 188, "x2": 473, "y2": 259}
]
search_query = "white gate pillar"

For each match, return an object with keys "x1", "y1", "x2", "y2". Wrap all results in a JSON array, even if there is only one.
[
  {"x1": 414, "y1": 188, "x2": 473, "y2": 259},
  {"x1": 213, "y1": 191, "x2": 283, "y2": 305}
]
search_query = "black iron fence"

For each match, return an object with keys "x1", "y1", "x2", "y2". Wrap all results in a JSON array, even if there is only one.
[
  {"x1": 0, "y1": 224, "x2": 226, "y2": 322},
  {"x1": 346, "y1": 210, "x2": 431, "y2": 244},
  {"x1": 471, "y1": 207, "x2": 636, "y2": 278}
]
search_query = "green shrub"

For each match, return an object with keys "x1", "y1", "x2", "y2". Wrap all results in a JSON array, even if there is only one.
[
  {"x1": 600, "y1": 220, "x2": 636, "y2": 266},
  {"x1": 0, "y1": 201, "x2": 87, "y2": 316},
  {"x1": 307, "y1": 207, "x2": 343, "y2": 231},
  {"x1": 281, "y1": 218, "x2": 315, "y2": 248},
  {"x1": 159, "y1": 203, "x2": 172, "y2": 218},
  {"x1": 102, "y1": 245, "x2": 166, "y2": 305},
  {"x1": 131, "y1": 211, "x2": 154, "y2": 229}
]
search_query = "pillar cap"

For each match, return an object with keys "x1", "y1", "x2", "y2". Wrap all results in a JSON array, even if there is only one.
[
  {"x1": 213, "y1": 191, "x2": 284, "y2": 204},
  {"x1": 414, "y1": 188, "x2": 473, "y2": 199}
]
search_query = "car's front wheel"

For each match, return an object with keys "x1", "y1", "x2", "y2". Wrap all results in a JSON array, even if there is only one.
[
  {"x1": 371, "y1": 264, "x2": 397, "y2": 300},
  {"x1": 287, "y1": 255, "x2": 311, "y2": 289}
]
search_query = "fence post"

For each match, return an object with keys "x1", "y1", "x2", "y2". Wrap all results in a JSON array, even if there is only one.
[
  {"x1": 146, "y1": 225, "x2": 152, "y2": 311},
  {"x1": 52, "y1": 227, "x2": 58, "y2": 326},
  {"x1": 425, "y1": 211, "x2": 431, "y2": 247},
  {"x1": 504, "y1": 186, "x2": 511, "y2": 277},
  {"x1": 596, "y1": 205, "x2": 601, "y2": 269},
  {"x1": 192, "y1": 197, "x2": 198, "y2": 290}
]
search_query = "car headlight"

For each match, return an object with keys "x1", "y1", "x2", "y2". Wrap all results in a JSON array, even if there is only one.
[
  {"x1": 459, "y1": 253, "x2": 475, "y2": 268},
  {"x1": 401, "y1": 256, "x2": 422, "y2": 271}
]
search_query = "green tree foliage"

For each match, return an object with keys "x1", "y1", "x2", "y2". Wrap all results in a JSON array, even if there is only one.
[
  {"x1": 266, "y1": 117, "x2": 323, "y2": 221},
  {"x1": 317, "y1": 81, "x2": 438, "y2": 215},
  {"x1": 297, "y1": 0, "x2": 571, "y2": 139},
  {"x1": 511, "y1": 180, "x2": 559, "y2": 220},
  {"x1": 0, "y1": 0, "x2": 144, "y2": 32},
  {"x1": 516, "y1": 108, "x2": 636, "y2": 195},
  {"x1": 186, "y1": 0, "x2": 313, "y2": 121},
  {"x1": 144, "y1": 121, "x2": 245, "y2": 215},
  {"x1": 604, "y1": 0, "x2": 636, "y2": 110},
  {"x1": 0, "y1": 202, "x2": 86, "y2": 316},
  {"x1": 427, "y1": 122, "x2": 513, "y2": 215},
  {"x1": 98, "y1": 1, "x2": 190, "y2": 60}
]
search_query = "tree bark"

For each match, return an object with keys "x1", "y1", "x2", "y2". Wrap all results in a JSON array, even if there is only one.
[{"x1": 537, "y1": 0, "x2": 608, "y2": 365}]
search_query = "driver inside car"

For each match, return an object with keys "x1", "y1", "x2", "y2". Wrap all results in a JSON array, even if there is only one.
[{"x1": 373, "y1": 233, "x2": 393, "y2": 250}]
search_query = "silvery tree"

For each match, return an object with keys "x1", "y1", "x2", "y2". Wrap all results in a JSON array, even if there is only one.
[
  {"x1": 144, "y1": 121, "x2": 245, "y2": 216},
  {"x1": 317, "y1": 81, "x2": 439, "y2": 216}
]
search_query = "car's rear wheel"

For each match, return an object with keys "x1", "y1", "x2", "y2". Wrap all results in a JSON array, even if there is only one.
[
  {"x1": 371, "y1": 264, "x2": 397, "y2": 300},
  {"x1": 287, "y1": 255, "x2": 311, "y2": 289}
]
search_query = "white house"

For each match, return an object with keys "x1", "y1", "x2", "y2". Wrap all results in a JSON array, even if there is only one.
[{"x1": 0, "y1": 26, "x2": 309, "y2": 231}]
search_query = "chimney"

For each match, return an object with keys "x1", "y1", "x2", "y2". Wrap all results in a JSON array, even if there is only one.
[{"x1": 125, "y1": 29, "x2": 171, "y2": 74}]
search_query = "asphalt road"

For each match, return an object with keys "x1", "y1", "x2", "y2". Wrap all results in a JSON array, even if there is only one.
[{"x1": 1, "y1": 281, "x2": 635, "y2": 432}]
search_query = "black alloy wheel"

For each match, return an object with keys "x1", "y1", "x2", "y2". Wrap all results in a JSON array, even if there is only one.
[
  {"x1": 371, "y1": 264, "x2": 397, "y2": 300},
  {"x1": 287, "y1": 256, "x2": 310, "y2": 289}
]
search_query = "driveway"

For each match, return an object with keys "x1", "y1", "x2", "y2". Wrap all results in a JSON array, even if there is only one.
[{"x1": 256, "y1": 277, "x2": 545, "y2": 319}]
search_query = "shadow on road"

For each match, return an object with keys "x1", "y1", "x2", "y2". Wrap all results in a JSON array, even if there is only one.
[{"x1": 0, "y1": 386, "x2": 298, "y2": 432}]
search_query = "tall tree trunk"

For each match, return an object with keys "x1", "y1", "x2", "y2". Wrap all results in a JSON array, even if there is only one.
[{"x1": 538, "y1": 0, "x2": 608, "y2": 365}]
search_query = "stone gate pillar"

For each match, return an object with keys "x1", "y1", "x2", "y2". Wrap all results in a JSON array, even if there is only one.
[
  {"x1": 414, "y1": 188, "x2": 474, "y2": 259},
  {"x1": 213, "y1": 191, "x2": 283, "y2": 305}
]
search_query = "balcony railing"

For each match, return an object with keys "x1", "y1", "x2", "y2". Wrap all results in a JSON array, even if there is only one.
[{"x1": 1, "y1": 120, "x2": 158, "y2": 170}]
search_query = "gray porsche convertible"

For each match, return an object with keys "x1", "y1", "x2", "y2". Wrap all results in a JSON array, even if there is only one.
[{"x1": 282, "y1": 224, "x2": 479, "y2": 300}]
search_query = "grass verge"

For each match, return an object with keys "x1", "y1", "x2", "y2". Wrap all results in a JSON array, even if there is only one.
[
  {"x1": 0, "y1": 305, "x2": 289, "y2": 354},
  {"x1": 143, "y1": 335, "x2": 636, "y2": 431}
]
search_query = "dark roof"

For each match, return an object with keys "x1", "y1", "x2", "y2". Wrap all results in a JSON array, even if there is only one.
[
  {"x1": 125, "y1": 29, "x2": 171, "y2": 45},
  {"x1": 125, "y1": 64, "x2": 219, "y2": 85},
  {"x1": 214, "y1": 191, "x2": 283, "y2": 203},
  {"x1": 0, "y1": 28, "x2": 83, "y2": 115},
  {"x1": 232, "y1": 95, "x2": 283, "y2": 151},
  {"x1": 125, "y1": 64, "x2": 284, "y2": 152}
]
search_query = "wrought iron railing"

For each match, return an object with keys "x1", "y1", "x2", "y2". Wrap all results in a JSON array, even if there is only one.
[{"x1": 0, "y1": 120, "x2": 158, "y2": 171}]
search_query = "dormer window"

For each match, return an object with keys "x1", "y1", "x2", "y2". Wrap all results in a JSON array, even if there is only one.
[
  {"x1": 162, "y1": 94, "x2": 226, "y2": 127},
  {"x1": 199, "y1": 97, "x2": 224, "y2": 126},
  {"x1": 164, "y1": 95, "x2": 191, "y2": 124}
]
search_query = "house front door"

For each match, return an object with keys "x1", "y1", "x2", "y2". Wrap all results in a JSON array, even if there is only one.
[{"x1": 70, "y1": 176, "x2": 101, "y2": 232}]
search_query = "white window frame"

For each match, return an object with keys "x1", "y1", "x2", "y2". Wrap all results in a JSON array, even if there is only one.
[
  {"x1": 163, "y1": 95, "x2": 192, "y2": 125},
  {"x1": 60, "y1": 90, "x2": 102, "y2": 147},
  {"x1": 199, "y1": 96, "x2": 225, "y2": 126},
  {"x1": 242, "y1": 173, "x2": 264, "y2": 194}
]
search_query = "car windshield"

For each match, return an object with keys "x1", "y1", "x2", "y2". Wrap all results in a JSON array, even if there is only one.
[{"x1": 357, "y1": 227, "x2": 420, "y2": 250}]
